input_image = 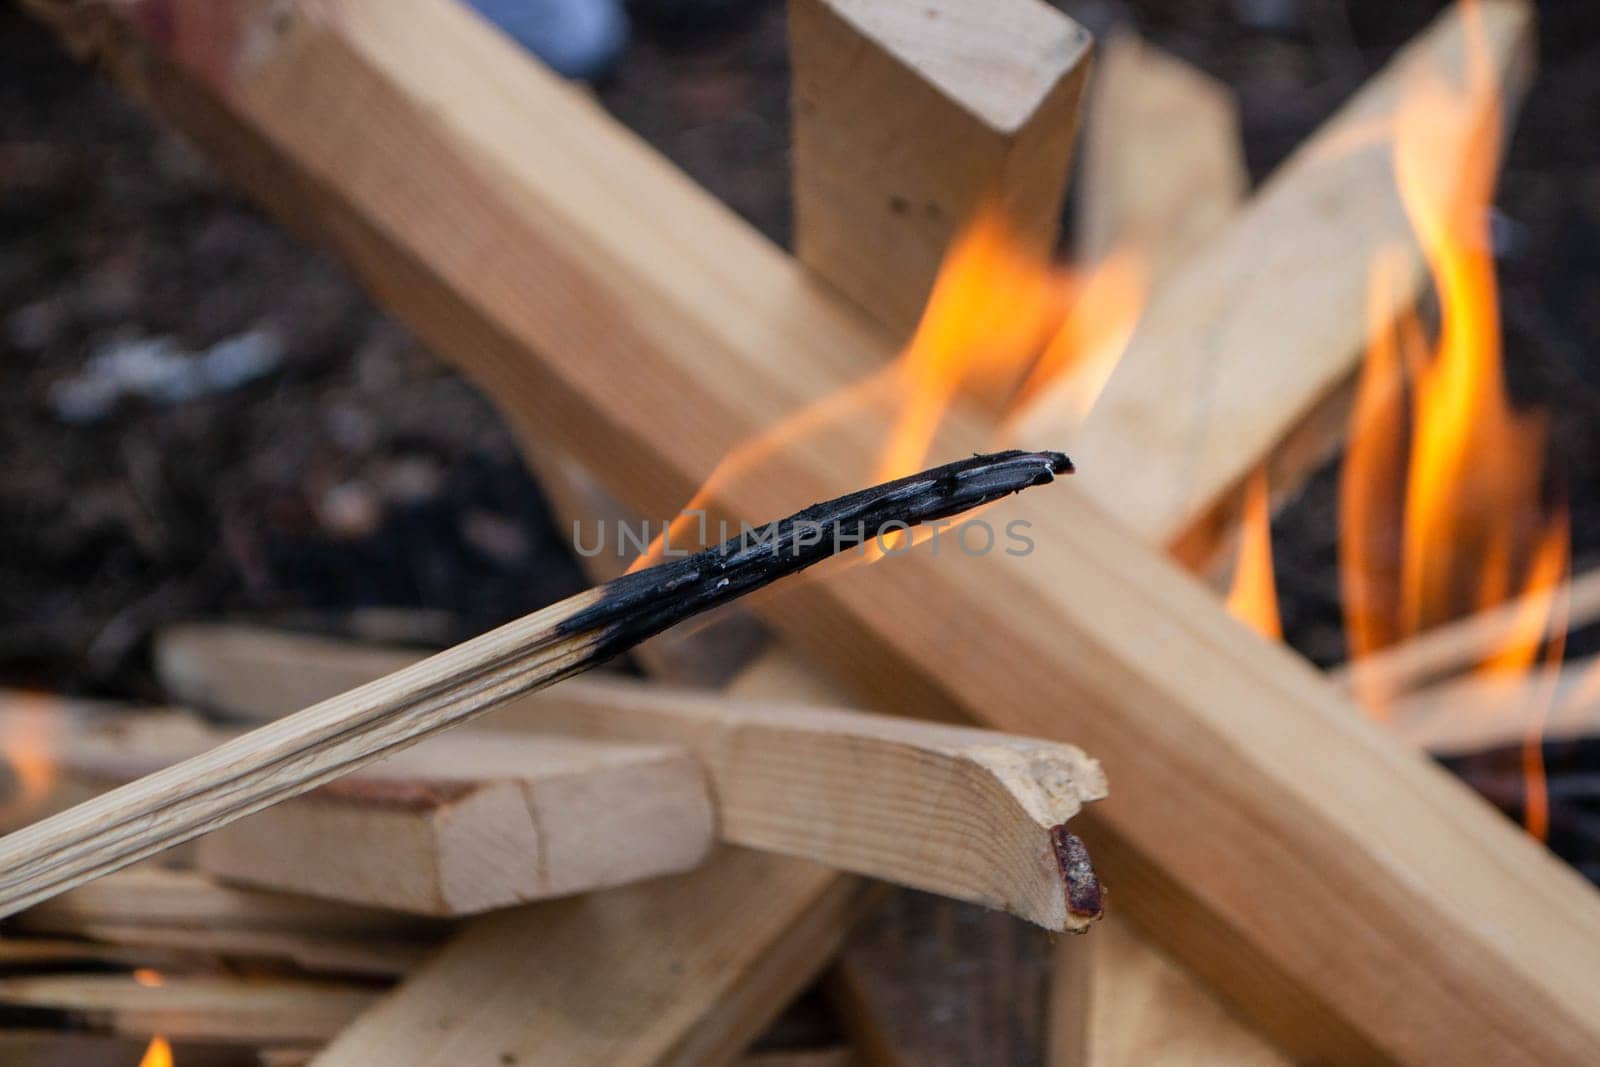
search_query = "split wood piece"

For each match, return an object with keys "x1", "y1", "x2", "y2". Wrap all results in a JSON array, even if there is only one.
[
  {"x1": 1009, "y1": 2, "x2": 1536, "y2": 569},
  {"x1": 788, "y1": 0, "x2": 1091, "y2": 339},
  {"x1": 1054, "y1": 916, "x2": 1285, "y2": 1067},
  {"x1": 314, "y1": 849, "x2": 877, "y2": 1067},
  {"x1": 0, "y1": 973, "x2": 377, "y2": 1045},
  {"x1": 12, "y1": 867, "x2": 447, "y2": 979},
  {"x1": 0, "y1": 451, "x2": 1062, "y2": 917},
  {"x1": 824, "y1": 890, "x2": 1054, "y2": 1066},
  {"x1": 1072, "y1": 32, "x2": 1247, "y2": 280},
  {"x1": 144, "y1": 626, "x2": 1107, "y2": 930},
  {"x1": 1333, "y1": 567, "x2": 1600, "y2": 705},
  {"x1": 490, "y1": 674, "x2": 1107, "y2": 930},
  {"x1": 35, "y1": 3, "x2": 1600, "y2": 1063},
  {"x1": 1388, "y1": 658, "x2": 1600, "y2": 757}
]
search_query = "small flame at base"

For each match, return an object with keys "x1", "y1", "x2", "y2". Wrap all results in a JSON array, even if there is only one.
[{"x1": 139, "y1": 1035, "x2": 173, "y2": 1067}]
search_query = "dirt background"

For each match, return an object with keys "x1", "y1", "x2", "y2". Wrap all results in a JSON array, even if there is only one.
[{"x1": 4, "y1": 1, "x2": 1600, "y2": 878}]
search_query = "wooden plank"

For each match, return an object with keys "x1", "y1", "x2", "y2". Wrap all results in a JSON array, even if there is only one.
[
  {"x1": 1073, "y1": 33, "x2": 1246, "y2": 279},
  {"x1": 0, "y1": 973, "x2": 377, "y2": 1045},
  {"x1": 196, "y1": 732, "x2": 715, "y2": 915},
  {"x1": 32, "y1": 2, "x2": 1600, "y2": 1063},
  {"x1": 1066, "y1": 917, "x2": 1285, "y2": 1067},
  {"x1": 314, "y1": 849, "x2": 875, "y2": 1067},
  {"x1": 1009, "y1": 2, "x2": 1536, "y2": 569},
  {"x1": 1334, "y1": 567, "x2": 1600, "y2": 704},
  {"x1": 788, "y1": 0, "x2": 1090, "y2": 338}
]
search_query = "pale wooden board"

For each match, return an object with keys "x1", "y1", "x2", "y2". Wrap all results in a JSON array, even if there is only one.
[
  {"x1": 789, "y1": 0, "x2": 1090, "y2": 338},
  {"x1": 0, "y1": 973, "x2": 378, "y2": 1044},
  {"x1": 314, "y1": 849, "x2": 873, "y2": 1067},
  {"x1": 196, "y1": 731, "x2": 715, "y2": 915},
  {"x1": 30, "y1": 2, "x2": 1600, "y2": 1063}
]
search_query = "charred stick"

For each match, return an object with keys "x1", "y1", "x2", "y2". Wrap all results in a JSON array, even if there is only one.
[{"x1": 0, "y1": 451, "x2": 1070, "y2": 917}]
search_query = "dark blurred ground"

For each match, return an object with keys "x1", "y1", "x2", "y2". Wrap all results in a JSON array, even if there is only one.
[{"x1": 2, "y1": 1, "x2": 1598, "y2": 698}]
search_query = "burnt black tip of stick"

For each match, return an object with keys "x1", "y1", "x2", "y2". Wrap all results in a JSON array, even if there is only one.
[{"x1": 560, "y1": 450, "x2": 1072, "y2": 659}]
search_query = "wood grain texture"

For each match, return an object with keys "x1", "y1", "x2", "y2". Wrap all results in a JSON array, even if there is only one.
[
  {"x1": 30, "y1": 2, "x2": 1600, "y2": 1062},
  {"x1": 789, "y1": 0, "x2": 1090, "y2": 338},
  {"x1": 490, "y1": 674, "x2": 1107, "y2": 930},
  {"x1": 315, "y1": 849, "x2": 874, "y2": 1067},
  {"x1": 1010, "y1": 1, "x2": 1536, "y2": 568},
  {"x1": 0, "y1": 973, "x2": 378, "y2": 1044}
]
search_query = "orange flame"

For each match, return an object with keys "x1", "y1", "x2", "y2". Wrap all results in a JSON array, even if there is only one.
[
  {"x1": 0, "y1": 694, "x2": 63, "y2": 824},
  {"x1": 133, "y1": 968, "x2": 166, "y2": 988},
  {"x1": 139, "y1": 1036, "x2": 173, "y2": 1067},
  {"x1": 1226, "y1": 469, "x2": 1282, "y2": 640},
  {"x1": 627, "y1": 206, "x2": 1147, "y2": 572},
  {"x1": 1339, "y1": 1, "x2": 1565, "y2": 837}
]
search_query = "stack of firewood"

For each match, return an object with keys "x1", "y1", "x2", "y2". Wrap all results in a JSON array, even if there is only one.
[{"x1": 8, "y1": 0, "x2": 1600, "y2": 1064}]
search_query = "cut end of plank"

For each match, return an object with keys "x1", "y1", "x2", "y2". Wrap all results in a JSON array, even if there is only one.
[{"x1": 1052, "y1": 827, "x2": 1104, "y2": 928}]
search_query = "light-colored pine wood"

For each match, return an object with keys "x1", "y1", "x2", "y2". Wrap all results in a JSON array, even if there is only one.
[
  {"x1": 492, "y1": 675, "x2": 1107, "y2": 930},
  {"x1": 59, "y1": 714, "x2": 717, "y2": 915},
  {"x1": 143, "y1": 626, "x2": 1107, "y2": 929},
  {"x1": 1334, "y1": 567, "x2": 1600, "y2": 704},
  {"x1": 1073, "y1": 33, "x2": 1246, "y2": 280},
  {"x1": 12, "y1": 866, "x2": 446, "y2": 978},
  {"x1": 33, "y1": 2, "x2": 1600, "y2": 1062},
  {"x1": 1065, "y1": 916, "x2": 1285, "y2": 1067},
  {"x1": 196, "y1": 731, "x2": 715, "y2": 915},
  {"x1": 1388, "y1": 657, "x2": 1600, "y2": 756},
  {"x1": 1009, "y1": 2, "x2": 1536, "y2": 569},
  {"x1": 788, "y1": 0, "x2": 1090, "y2": 338},
  {"x1": 315, "y1": 849, "x2": 874, "y2": 1067},
  {"x1": 0, "y1": 973, "x2": 377, "y2": 1044}
]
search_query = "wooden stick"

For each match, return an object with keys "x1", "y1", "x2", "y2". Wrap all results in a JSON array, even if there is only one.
[
  {"x1": 788, "y1": 0, "x2": 1090, "y2": 338},
  {"x1": 1388, "y1": 657, "x2": 1600, "y2": 756},
  {"x1": 1334, "y1": 568, "x2": 1600, "y2": 704},
  {"x1": 0, "y1": 452, "x2": 1067, "y2": 917},
  {"x1": 37, "y1": 2, "x2": 1600, "y2": 1062},
  {"x1": 314, "y1": 849, "x2": 876, "y2": 1067},
  {"x1": 0, "y1": 973, "x2": 377, "y2": 1044},
  {"x1": 143, "y1": 627, "x2": 1107, "y2": 930}
]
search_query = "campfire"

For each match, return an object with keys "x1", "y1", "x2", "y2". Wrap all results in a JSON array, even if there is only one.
[{"x1": 5, "y1": 0, "x2": 1599, "y2": 1064}]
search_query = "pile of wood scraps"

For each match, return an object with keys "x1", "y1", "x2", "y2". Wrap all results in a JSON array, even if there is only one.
[{"x1": 10, "y1": 0, "x2": 1600, "y2": 1064}]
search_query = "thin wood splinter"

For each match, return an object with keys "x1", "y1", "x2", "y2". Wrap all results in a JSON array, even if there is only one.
[{"x1": 0, "y1": 450, "x2": 1073, "y2": 918}]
